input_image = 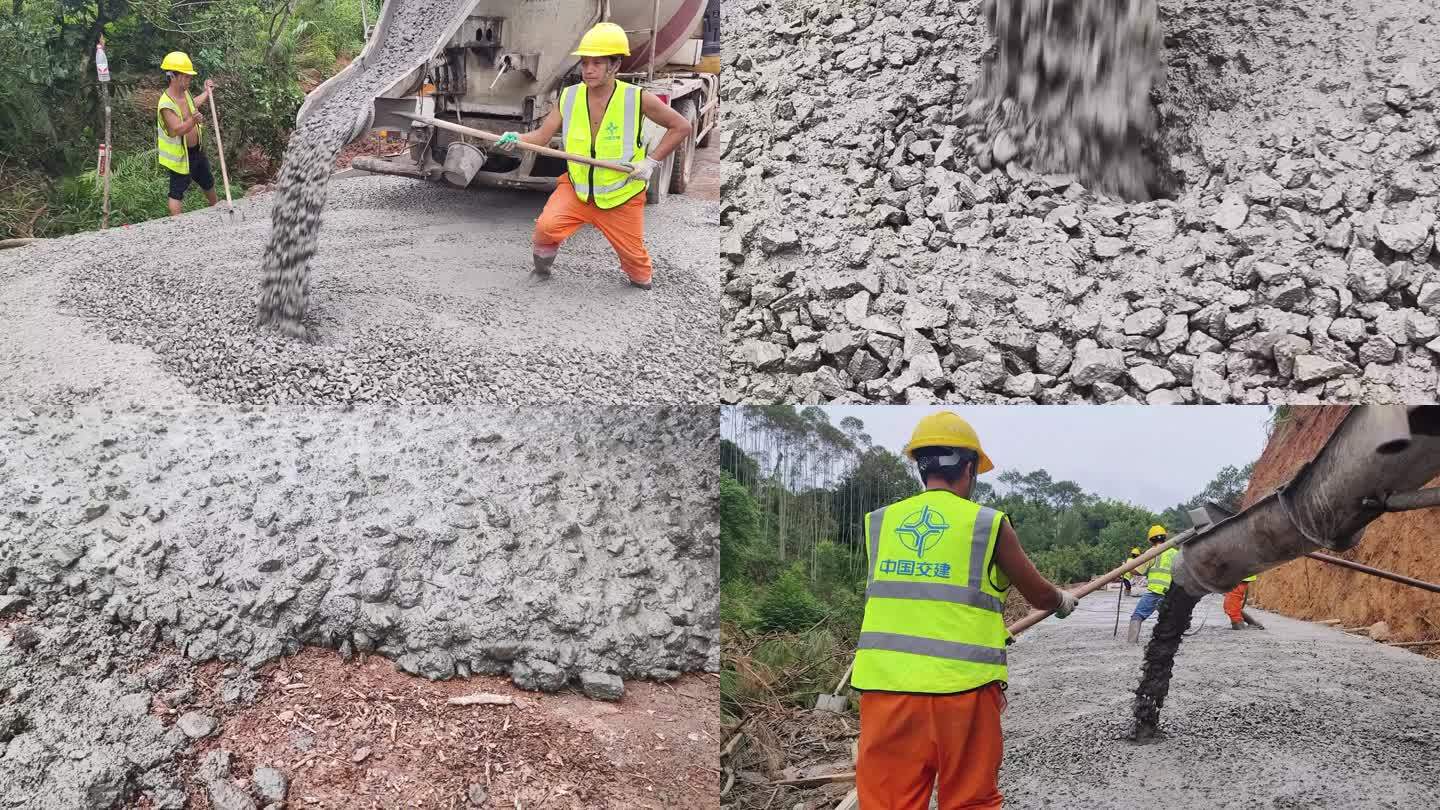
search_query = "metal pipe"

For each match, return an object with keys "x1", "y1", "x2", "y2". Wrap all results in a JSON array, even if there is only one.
[
  {"x1": 650, "y1": 0, "x2": 660, "y2": 81},
  {"x1": 1363, "y1": 488, "x2": 1440, "y2": 512},
  {"x1": 1173, "y1": 406, "x2": 1440, "y2": 596},
  {"x1": 1304, "y1": 552, "x2": 1440, "y2": 595}
]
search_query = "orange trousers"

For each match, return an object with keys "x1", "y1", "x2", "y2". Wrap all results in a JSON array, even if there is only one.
[
  {"x1": 1224, "y1": 581, "x2": 1249, "y2": 623},
  {"x1": 532, "y1": 176, "x2": 652, "y2": 284},
  {"x1": 856, "y1": 686, "x2": 1005, "y2": 810}
]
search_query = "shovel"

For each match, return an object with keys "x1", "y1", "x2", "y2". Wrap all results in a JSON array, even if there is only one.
[
  {"x1": 814, "y1": 660, "x2": 854, "y2": 713},
  {"x1": 207, "y1": 86, "x2": 243, "y2": 225}
]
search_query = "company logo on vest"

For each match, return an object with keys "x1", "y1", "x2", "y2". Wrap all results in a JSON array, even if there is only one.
[{"x1": 895, "y1": 506, "x2": 949, "y2": 558}]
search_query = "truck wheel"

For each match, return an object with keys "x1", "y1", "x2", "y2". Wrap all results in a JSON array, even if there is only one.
[
  {"x1": 646, "y1": 150, "x2": 673, "y2": 206},
  {"x1": 669, "y1": 97, "x2": 700, "y2": 195}
]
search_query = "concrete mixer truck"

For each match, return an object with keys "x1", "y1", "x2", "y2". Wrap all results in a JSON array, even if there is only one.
[{"x1": 302, "y1": 0, "x2": 719, "y2": 205}]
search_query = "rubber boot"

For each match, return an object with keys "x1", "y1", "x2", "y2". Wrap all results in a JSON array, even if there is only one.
[
  {"x1": 1242, "y1": 611, "x2": 1266, "y2": 629},
  {"x1": 531, "y1": 252, "x2": 555, "y2": 279},
  {"x1": 1230, "y1": 621, "x2": 1245, "y2": 630},
  {"x1": 1127, "y1": 618, "x2": 1142, "y2": 644}
]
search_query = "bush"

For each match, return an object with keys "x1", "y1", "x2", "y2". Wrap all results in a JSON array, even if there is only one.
[
  {"x1": 756, "y1": 564, "x2": 827, "y2": 634},
  {"x1": 720, "y1": 579, "x2": 758, "y2": 629}
]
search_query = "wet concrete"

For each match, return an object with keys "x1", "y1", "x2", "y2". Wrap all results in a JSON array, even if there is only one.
[
  {"x1": 0, "y1": 176, "x2": 718, "y2": 407},
  {"x1": 1002, "y1": 588, "x2": 1440, "y2": 806}
]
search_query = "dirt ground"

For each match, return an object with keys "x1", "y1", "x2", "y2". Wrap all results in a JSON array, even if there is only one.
[
  {"x1": 156, "y1": 649, "x2": 718, "y2": 810},
  {"x1": 1241, "y1": 407, "x2": 1440, "y2": 647}
]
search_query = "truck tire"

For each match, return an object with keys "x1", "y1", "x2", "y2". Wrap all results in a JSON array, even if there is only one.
[
  {"x1": 669, "y1": 97, "x2": 700, "y2": 195},
  {"x1": 646, "y1": 149, "x2": 673, "y2": 205}
]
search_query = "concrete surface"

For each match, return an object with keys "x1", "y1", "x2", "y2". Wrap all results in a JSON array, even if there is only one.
[{"x1": 1001, "y1": 589, "x2": 1440, "y2": 807}]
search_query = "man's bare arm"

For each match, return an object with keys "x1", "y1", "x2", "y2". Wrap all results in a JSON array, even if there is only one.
[
  {"x1": 992, "y1": 519, "x2": 1061, "y2": 612},
  {"x1": 161, "y1": 108, "x2": 201, "y2": 138}
]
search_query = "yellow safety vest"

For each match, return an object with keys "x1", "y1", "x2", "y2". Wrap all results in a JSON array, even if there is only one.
[
  {"x1": 559, "y1": 80, "x2": 647, "y2": 209},
  {"x1": 157, "y1": 90, "x2": 202, "y2": 175},
  {"x1": 1122, "y1": 555, "x2": 1140, "y2": 581},
  {"x1": 1145, "y1": 547, "x2": 1178, "y2": 595},
  {"x1": 853, "y1": 490, "x2": 1011, "y2": 694}
]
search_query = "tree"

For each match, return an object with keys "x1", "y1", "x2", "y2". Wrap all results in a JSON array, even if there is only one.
[{"x1": 720, "y1": 471, "x2": 759, "y2": 583}]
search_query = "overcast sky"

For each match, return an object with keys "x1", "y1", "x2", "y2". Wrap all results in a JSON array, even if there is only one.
[{"x1": 773, "y1": 406, "x2": 1273, "y2": 511}]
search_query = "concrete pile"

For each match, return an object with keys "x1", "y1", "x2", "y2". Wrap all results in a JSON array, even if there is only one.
[
  {"x1": 0, "y1": 405, "x2": 719, "y2": 698},
  {"x1": 721, "y1": 0, "x2": 1440, "y2": 404}
]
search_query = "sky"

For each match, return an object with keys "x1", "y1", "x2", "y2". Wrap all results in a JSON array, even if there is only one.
[{"x1": 758, "y1": 406, "x2": 1273, "y2": 512}]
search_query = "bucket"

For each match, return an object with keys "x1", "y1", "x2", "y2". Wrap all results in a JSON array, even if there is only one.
[{"x1": 442, "y1": 142, "x2": 486, "y2": 187}]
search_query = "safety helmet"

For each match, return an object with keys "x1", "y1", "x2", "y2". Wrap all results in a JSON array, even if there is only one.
[
  {"x1": 161, "y1": 51, "x2": 196, "y2": 75},
  {"x1": 573, "y1": 22, "x2": 631, "y2": 57},
  {"x1": 1129, "y1": 547, "x2": 1141, "y2": 556},
  {"x1": 903, "y1": 411, "x2": 993, "y2": 474},
  {"x1": 1147, "y1": 524, "x2": 1167, "y2": 542}
]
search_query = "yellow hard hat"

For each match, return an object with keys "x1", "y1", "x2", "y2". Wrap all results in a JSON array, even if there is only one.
[
  {"x1": 161, "y1": 51, "x2": 196, "y2": 75},
  {"x1": 903, "y1": 411, "x2": 993, "y2": 473},
  {"x1": 1130, "y1": 547, "x2": 1142, "y2": 556},
  {"x1": 573, "y1": 22, "x2": 631, "y2": 57},
  {"x1": 1147, "y1": 525, "x2": 1167, "y2": 541}
]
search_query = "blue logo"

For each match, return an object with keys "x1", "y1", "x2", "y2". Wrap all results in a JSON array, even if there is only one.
[{"x1": 895, "y1": 506, "x2": 949, "y2": 558}]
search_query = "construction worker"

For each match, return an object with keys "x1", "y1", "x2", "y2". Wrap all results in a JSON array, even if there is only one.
[
  {"x1": 156, "y1": 52, "x2": 218, "y2": 216},
  {"x1": 1120, "y1": 546, "x2": 1141, "y2": 597},
  {"x1": 494, "y1": 22, "x2": 692, "y2": 290},
  {"x1": 1223, "y1": 573, "x2": 1265, "y2": 630},
  {"x1": 852, "y1": 411, "x2": 1079, "y2": 810},
  {"x1": 1127, "y1": 525, "x2": 1177, "y2": 643}
]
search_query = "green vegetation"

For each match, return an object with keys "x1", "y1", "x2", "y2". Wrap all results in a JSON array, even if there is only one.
[
  {"x1": 1, "y1": 0, "x2": 378, "y2": 238},
  {"x1": 719, "y1": 405, "x2": 1256, "y2": 722}
]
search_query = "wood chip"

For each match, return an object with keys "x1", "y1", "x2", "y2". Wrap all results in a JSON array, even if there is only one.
[{"x1": 447, "y1": 692, "x2": 514, "y2": 707}]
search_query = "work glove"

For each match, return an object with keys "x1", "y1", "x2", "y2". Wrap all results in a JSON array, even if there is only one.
[
  {"x1": 625, "y1": 156, "x2": 663, "y2": 182},
  {"x1": 1053, "y1": 589, "x2": 1079, "y2": 619},
  {"x1": 494, "y1": 132, "x2": 520, "y2": 153}
]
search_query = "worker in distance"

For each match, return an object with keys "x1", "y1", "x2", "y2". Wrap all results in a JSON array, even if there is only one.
[
  {"x1": 493, "y1": 22, "x2": 693, "y2": 290},
  {"x1": 851, "y1": 411, "x2": 1081, "y2": 809},
  {"x1": 156, "y1": 52, "x2": 220, "y2": 216}
]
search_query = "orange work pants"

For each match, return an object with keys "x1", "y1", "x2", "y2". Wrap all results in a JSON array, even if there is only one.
[
  {"x1": 1224, "y1": 581, "x2": 1249, "y2": 624},
  {"x1": 856, "y1": 685, "x2": 1005, "y2": 810},
  {"x1": 532, "y1": 176, "x2": 652, "y2": 284}
]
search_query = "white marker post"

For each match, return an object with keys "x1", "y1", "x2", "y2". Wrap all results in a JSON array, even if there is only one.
[{"x1": 96, "y1": 36, "x2": 112, "y2": 230}]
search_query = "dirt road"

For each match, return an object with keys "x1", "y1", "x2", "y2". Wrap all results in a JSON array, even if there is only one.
[
  {"x1": 0, "y1": 175, "x2": 717, "y2": 407},
  {"x1": 1002, "y1": 589, "x2": 1440, "y2": 806}
]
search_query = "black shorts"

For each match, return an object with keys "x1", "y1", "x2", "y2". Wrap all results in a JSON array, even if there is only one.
[{"x1": 167, "y1": 146, "x2": 214, "y2": 200}]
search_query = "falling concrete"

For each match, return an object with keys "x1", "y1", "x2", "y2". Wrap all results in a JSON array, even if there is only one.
[{"x1": 1000, "y1": 593, "x2": 1440, "y2": 806}]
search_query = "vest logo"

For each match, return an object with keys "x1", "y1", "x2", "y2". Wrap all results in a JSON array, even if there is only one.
[
  {"x1": 895, "y1": 506, "x2": 949, "y2": 558},
  {"x1": 602, "y1": 120, "x2": 622, "y2": 141}
]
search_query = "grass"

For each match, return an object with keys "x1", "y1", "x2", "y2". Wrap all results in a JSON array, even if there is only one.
[{"x1": 37, "y1": 149, "x2": 246, "y2": 236}]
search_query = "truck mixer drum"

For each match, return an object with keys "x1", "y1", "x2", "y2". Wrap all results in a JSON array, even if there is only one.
[{"x1": 442, "y1": 142, "x2": 487, "y2": 187}]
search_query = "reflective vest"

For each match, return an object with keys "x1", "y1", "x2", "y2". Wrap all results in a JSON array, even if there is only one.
[
  {"x1": 157, "y1": 90, "x2": 202, "y2": 175},
  {"x1": 1242, "y1": 574, "x2": 1257, "y2": 583},
  {"x1": 559, "y1": 80, "x2": 646, "y2": 209},
  {"x1": 1122, "y1": 555, "x2": 1140, "y2": 581},
  {"x1": 1145, "y1": 547, "x2": 1178, "y2": 595},
  {"x1": 853, "y1": 489, "x2": 1011, "y2": 694}
]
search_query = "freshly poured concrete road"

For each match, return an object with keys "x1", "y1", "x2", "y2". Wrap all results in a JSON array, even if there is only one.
[{"x1": 1001, "y1": 589, "x2": 1440, "y2": 807}]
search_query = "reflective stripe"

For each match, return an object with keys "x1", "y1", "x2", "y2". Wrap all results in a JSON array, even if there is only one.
[
  {"x1": 619, "y1": 84, "x2": 639, "y2": 164},
  {"x1": 969, "y1": 507, "x2": 998, "y2": 590},
  {"x1": 866, "y1": 507, "x2": 886, "y2": 584},
  {"x1": 858, "y1": 631, "x2": 1007, "y2": 666},
  {"x1": 864, "y1": 580, "x2": 1004, "y2": 613},
  {"x1": 560, "y1": 85, "x2": 577, "y2": 151}
]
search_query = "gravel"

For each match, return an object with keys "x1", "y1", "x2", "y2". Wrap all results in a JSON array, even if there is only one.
[{"x1": 721, "y1": 0, "x2": 1440, "y2": 404}]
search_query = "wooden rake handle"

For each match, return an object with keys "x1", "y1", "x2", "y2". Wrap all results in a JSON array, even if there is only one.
[{"x1": 399, "y1": 113, "x2": 636, "y2": 173}]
